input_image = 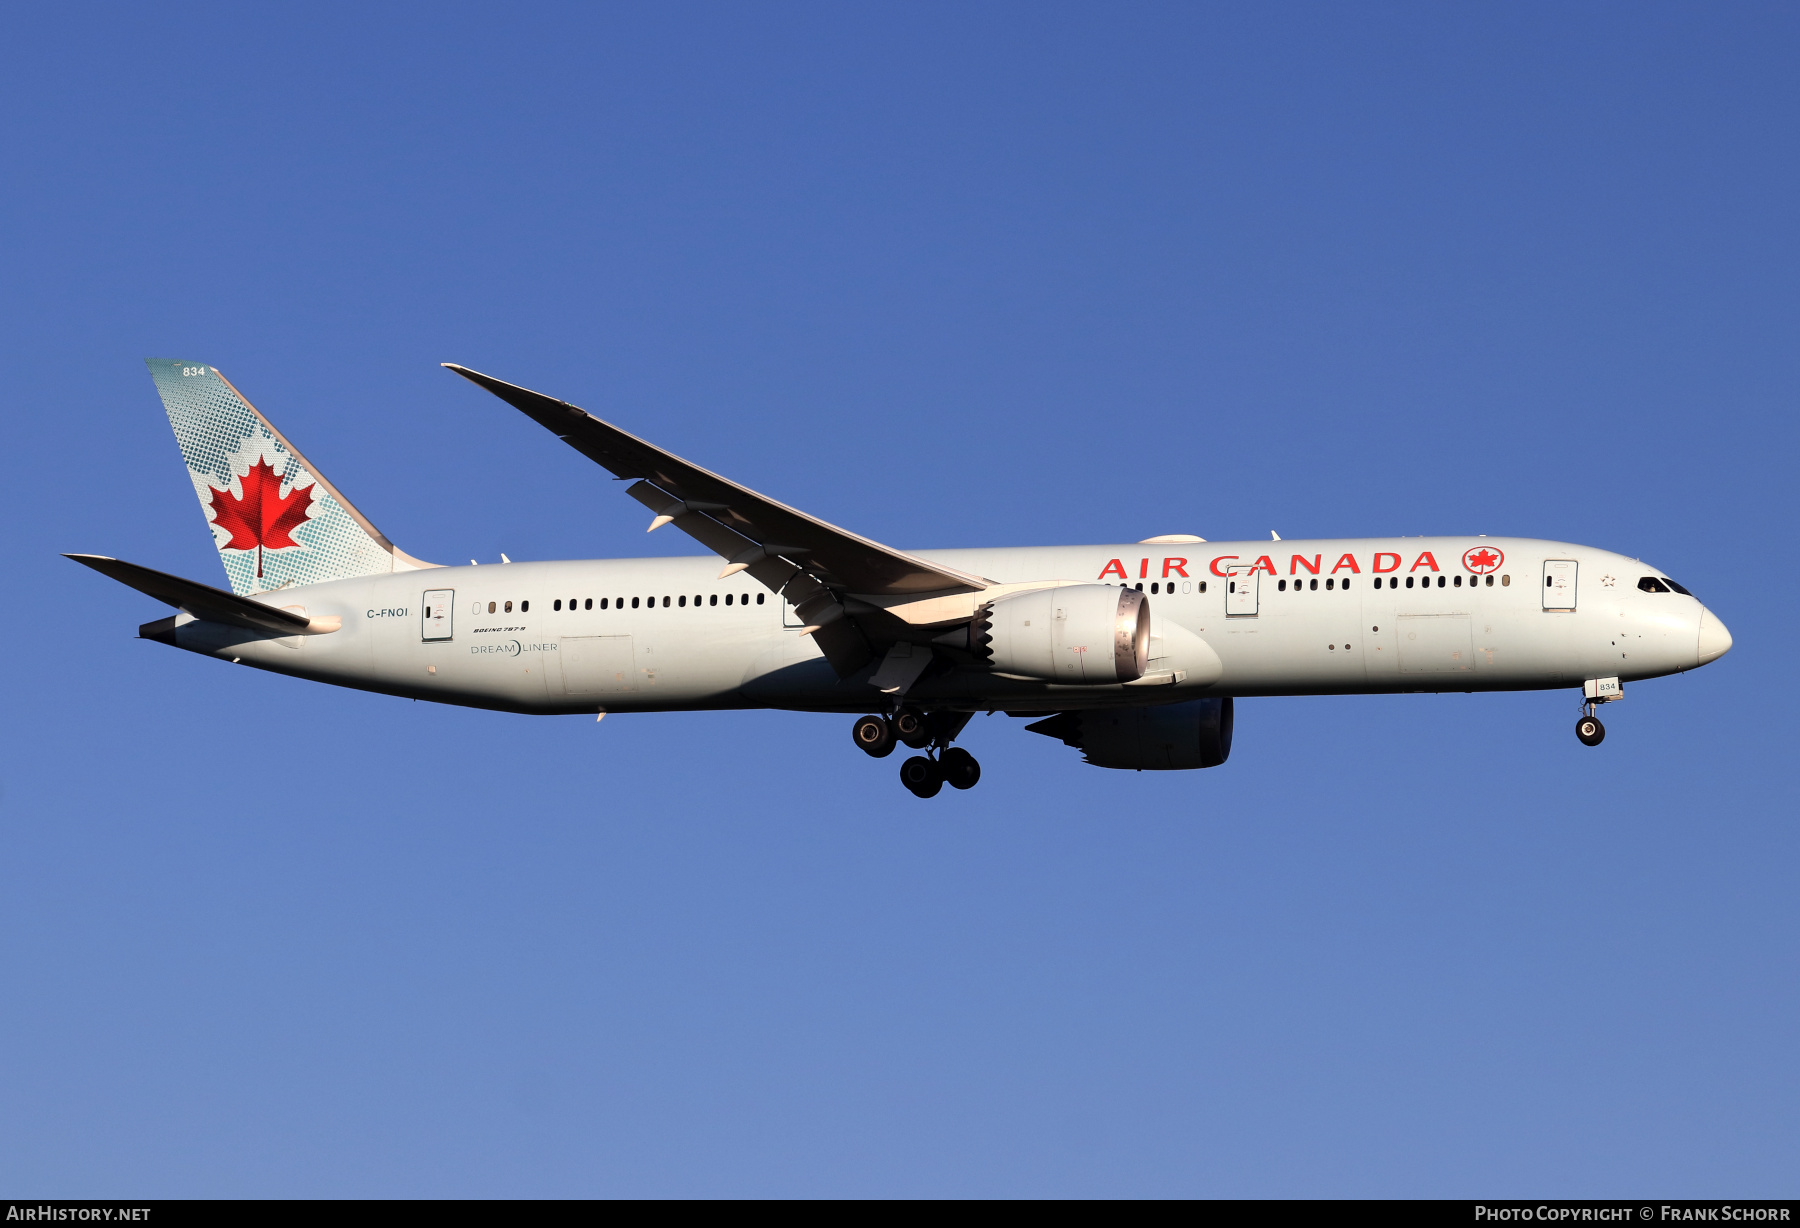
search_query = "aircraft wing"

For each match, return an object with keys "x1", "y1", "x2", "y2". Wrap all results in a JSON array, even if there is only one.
[
  {"x1": 443, "y1": 365, "x2": 986, "y2": 597},
  {"x1": 444, "y1": 364, "x2": 992, "y2": 678}
]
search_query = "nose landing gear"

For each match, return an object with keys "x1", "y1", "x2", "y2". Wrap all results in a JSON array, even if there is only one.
[
  {"x1": 1575, "y1": 678, "x2": 1622, "y2": 747},
  {"x1": 852, "y1": 708, "x2": 981, "y2": 796}
]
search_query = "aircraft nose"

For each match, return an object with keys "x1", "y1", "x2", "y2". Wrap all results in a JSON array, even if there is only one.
[{"x1": 1697, "y1": 608, "x2": 1733, "y2": 667}]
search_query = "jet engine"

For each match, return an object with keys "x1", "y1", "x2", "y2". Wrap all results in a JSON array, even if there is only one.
[
  {"x1": 961, "y1": 584, "x2": 1149, "y2": 685},
  {"x1": 1025, "y1": 697, "x2": 1234, "y2": 770}
]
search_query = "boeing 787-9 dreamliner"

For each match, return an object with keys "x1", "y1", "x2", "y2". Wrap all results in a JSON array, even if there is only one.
[{"x1": 68, "y1": 360, "x2": 1733, "y2": 796}]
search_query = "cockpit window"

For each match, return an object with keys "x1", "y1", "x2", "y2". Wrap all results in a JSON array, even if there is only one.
[
  {"x1": 1664, "y1": 578, "x2": 1692, "y2": 596},
  {"x1": 1637, "y1": 577, "x2": 1670, "y2": 593}
]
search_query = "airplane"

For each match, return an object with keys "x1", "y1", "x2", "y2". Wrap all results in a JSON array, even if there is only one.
[{"x1": 67, "y1": 359, "x2": 1734, "y2": 797}]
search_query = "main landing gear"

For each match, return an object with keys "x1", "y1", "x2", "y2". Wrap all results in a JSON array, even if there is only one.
[{"x1": 852, "y1": 706, "x2": 981, "y2": 797}]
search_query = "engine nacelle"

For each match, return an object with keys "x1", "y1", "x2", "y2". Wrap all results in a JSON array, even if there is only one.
[
  {"x1": 972, "y1": 584, "x2": 1149, "y2": 685},
  {"x1": 1026, "y1": 697, "x2": 1234, "y2": 770}
]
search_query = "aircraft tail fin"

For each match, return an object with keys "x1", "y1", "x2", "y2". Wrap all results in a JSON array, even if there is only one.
[{"x1": 145, "y1": 359, "x2": 438, "y2": 595}]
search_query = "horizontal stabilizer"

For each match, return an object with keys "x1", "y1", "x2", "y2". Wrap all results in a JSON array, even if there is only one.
[{"x1": 64, "y1": 554, "x2": 316, "y2": 637}]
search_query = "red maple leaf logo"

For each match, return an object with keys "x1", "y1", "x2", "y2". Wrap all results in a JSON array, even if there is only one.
[
  {"x1": 207, "y1": 458, "x2": 315, "y2": 577},
  {"x1": 1462, "y1": 546, "x2": 1503, "y2": 574}
]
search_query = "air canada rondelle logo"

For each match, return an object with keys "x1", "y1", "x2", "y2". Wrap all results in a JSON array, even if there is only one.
[{"x1": 1462, "y1": 545, "x2": 1504, "y2": 574}]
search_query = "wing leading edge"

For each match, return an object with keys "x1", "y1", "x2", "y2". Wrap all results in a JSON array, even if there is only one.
[{"x1": 443, "y1": 364, "x2": 992, "y2": 678}]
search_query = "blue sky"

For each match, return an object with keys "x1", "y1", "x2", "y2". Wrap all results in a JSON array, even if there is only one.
[{"x1": 1, "y1": 2, "x2": 1795, "y2": 1197}]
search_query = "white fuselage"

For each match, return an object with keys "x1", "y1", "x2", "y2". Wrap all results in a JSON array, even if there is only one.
[{"x1": 163, "y1": 536, "x2": 1725, "y2": 715}]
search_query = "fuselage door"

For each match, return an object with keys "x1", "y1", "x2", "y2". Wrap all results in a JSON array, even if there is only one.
[
  {"x1": 1542, "y1": 560, "x2": 1577, "y2": 611},
  {"x1": 422, "y1": 588, "x2": 454, "y2": 641},
  {"x1": 1225, "y1": 565, "x2": 1259, "y2": 616}
]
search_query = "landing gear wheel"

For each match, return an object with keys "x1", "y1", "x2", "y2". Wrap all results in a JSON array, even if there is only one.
[
  {"x1": 894, "y1": 706, "x2": 931, "y2": 749},
  {"x1": 1576, "y1": 714, "x2": 1606, "y2": 746},
  {"x1": 899, "y1": 755, "x2": 943, "y2": 798},
  {"x1": 940, "y1": 747, "x2": 981, "y2": 790},
  {"x1": 852, "y1": 714, "x2": 897, "y2": 758}
]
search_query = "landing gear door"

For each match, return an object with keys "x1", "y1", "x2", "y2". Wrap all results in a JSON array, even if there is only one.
[
  {"x1": 1542, "y1": 560, "x2": 1577, "y2": 611},
  {"x1": 1226, "y1": 565, "x2": 1259, "y2": 616},
  {"x1": 422, "y1": 588, "x2": 454, "y2": 641}
]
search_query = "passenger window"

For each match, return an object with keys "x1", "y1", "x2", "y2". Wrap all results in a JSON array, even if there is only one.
[
  {"x1": 488, "y1": 601, "x2": 496, "y2": 613},
  {"x1": 1199, "y1": 581, "x2": 1207, "y2": 593},
  {"x1": 757, "y1": 593, "x2": 765, "y2": 604},
  {"x1": 1135, "y1": 582, "x2": 1143, "y2": 591},
  {"x1": 1638, "y1": 577, "x2": 1670, "y2": 593},
  {"x1": 710, "y1": 594, "x2": 718, "y2": 606},
  {"x1": 1485, "y1": 575, "x2": 1493, "y2": 587},
  {"x1": 1309, "y1": 578, "x2": 1318, "y2": 591},
  {"x1": 724, "y1": 593, "x2": 733, "y2": 605},
  {"x1": 554, "y1": 599, "x2": 562, "y2": 611},
  {"x1": 1325, "y1": 578, "x2": 1334, "y2": 590},
  {"x1": 520, "y1": 600, "x2": 529, "y2": 612},
  {"x1": 1278, "y1": 579, "x2": 1287, "y2": 591},
  {"x1": 1405, "y1": 577, "x2": 1413, "y2": 589},
  {"x1": 1437, "y1": 576, "x2": 1446, "y2": 587},
  {"x1": 504, "y1": 601, "x2": 513, "y2": 612},
  {"x1": 1343, "y1": 578, "x2": 1351, "y2": 590},
  {"x1": 662, "y1": 596, "x2": 670, "y2": 608},
  {"x1": 679, "y1": 595, "x2": 687, "y2": 607},
  {"x1": 1453, "y1": 575, "x2": 1462, "y2": 587},
  {"x1": 631, "y1": 597, "x2": 640, "y2": 609}
]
